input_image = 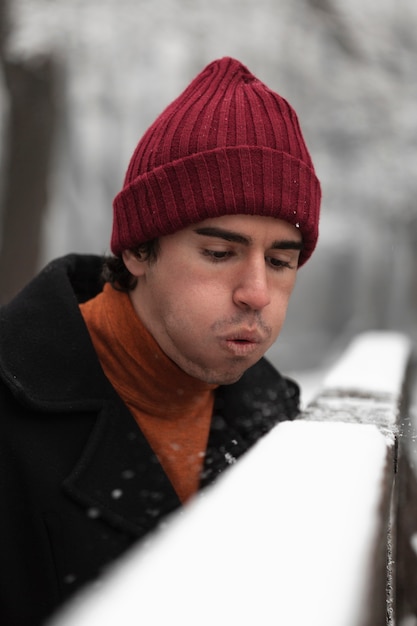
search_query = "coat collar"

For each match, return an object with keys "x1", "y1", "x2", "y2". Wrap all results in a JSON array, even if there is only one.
[{"x1": 0, "y1": 254, "x2": 110, "y2": 410}]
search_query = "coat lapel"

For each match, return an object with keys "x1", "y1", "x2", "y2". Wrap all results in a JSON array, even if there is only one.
[{"x1": 62, "y1": 389, "x2": 182, "y2": 538}]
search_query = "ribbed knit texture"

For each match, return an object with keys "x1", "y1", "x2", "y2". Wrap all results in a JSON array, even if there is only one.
[
  {"x1": 79, "y1": 283, "x2": 216, "y2": 503},
  {"x1": 111, "y1": 57, "x2": 321, "y2": 265}
]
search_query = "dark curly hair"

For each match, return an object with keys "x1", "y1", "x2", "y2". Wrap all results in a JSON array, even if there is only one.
[{"x1": 101, "y1": 239, "x2": 160, "y2": 292}]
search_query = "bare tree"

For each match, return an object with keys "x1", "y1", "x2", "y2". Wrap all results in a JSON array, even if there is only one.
[{"x1": 0, "y1": 0, "x2": 57, "y2": 303}]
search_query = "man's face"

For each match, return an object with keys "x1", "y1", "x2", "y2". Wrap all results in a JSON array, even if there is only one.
[{"x1": 124, "y1": 214, "x2": 302, "y2": 385}]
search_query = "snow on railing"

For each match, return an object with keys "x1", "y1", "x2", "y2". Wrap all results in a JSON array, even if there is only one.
[
  {"x1": 303, "y1": 331, "x2": 412, "y2": 439},
  {"x1": 50, "y1": 332, "x2": 414, "y2": 626},
  {"x1": 301, "y1": 331, "x2": 414, "y2": 626}
]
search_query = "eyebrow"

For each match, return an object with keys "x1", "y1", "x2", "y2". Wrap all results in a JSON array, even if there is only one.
[{"x1": 193, "y1": 226, "x2": 303, "y2": 251}]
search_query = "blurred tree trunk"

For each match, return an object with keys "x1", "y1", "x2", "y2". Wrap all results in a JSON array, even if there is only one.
[{"x1": 0, "y1": 0, "x2": 57, "y2": 304}]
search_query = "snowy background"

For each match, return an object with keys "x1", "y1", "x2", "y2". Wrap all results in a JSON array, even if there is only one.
[{"x1": 1, "y1": 0, "x2": 417, "y2": 379}]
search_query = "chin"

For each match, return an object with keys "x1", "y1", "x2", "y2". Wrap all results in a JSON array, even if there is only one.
[
  {"x1": 203, "y1": 368, "x2": 247, "y2": 386},
  {"x1": 179, "y1": 356, "x2": 258, "y2": 386}
]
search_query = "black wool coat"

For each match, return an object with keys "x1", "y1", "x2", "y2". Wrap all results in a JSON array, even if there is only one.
[{"x1": 0, "y1": 254, "x2": 300, "y2": 626}]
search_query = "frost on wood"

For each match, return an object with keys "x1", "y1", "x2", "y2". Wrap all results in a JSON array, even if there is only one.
[{"x1": 302, "y1": 331, "x2": 412, "y2": 437}]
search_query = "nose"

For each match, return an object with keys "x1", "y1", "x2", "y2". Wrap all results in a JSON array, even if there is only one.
[{"x1": 233, "y1": 258, "x2": 271, "y2": 311}]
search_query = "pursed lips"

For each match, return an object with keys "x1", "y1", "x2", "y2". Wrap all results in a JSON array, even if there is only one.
[
  {"x1": 219, "y1": 328, "x2": 269, "y2": 356},
  {"x1": 227, "y1": 330, "x2": 264, "y2": 343}
]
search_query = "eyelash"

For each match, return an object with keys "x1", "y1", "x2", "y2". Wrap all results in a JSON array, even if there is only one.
[
  {"x1": 202, "y1": 249, "x2": 231, "y2": 261},
  {"x1": 267, "y1": 257, "x2": 293, "y2": 270},
  {"x1": 202, "y1": 249, "x2": 294, "y2": 270}
]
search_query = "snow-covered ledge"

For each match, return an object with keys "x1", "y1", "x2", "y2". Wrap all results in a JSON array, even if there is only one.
[
  {"x1": 50, "y1": 332, "x2": 414, "y2": 626},
  {"x1": 301, "y1": 331, "x2": 414, "y2": 626},
  {"x1": 303, "y1": 331, "x2": 412, "y2": 439}
]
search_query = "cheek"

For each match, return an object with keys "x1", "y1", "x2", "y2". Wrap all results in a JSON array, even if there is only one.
[
  {"x1": 175, "y1": 282, "x2": 227, "y2": 326},
  {"x1": 268, "y1": 289, "x2": 294, "y2": 331},
  {"x1": 274, "y1": 275, "x2": 297, "y2": 310},
  {"x1": 170, "y1": 265, "x2": 230, "y2": 308},
  {"x1": 153, "y1": 271, "x2": 220, "y2": 325}
]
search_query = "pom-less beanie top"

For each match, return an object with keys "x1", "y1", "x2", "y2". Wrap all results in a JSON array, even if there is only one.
[{"x1": 111, "y1": 57, "x2": 321, "y2": 266}]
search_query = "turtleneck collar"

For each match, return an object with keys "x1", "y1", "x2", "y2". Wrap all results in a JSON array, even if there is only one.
[{"x1": 79, "y1": 283, "x2": 216, "y2": 418}]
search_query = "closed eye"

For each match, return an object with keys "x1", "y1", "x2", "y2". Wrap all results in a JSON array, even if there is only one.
[
  {"x1": 202, "y1": 249, "x2": 233, "y2": 262},
  {"x1": 267, "y1": 257, "x2": 295, "y2": 271},
  {"x1": 203, "y1": 249, "x2": 295, "y2": 270}
]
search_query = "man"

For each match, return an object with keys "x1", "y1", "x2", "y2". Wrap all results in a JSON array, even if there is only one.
[{"x1": 0, "y1": 57, "x2": 321, "y2": 625}]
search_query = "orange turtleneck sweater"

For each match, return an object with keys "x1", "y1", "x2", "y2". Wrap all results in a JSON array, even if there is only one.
[{"x1": 79, "y1": 283, "x2": 217, "y2": 503}]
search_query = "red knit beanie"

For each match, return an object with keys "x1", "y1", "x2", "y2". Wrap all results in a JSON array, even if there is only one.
[{"x1": 111, "y1": 57, "x2": 321, "y2": 265}]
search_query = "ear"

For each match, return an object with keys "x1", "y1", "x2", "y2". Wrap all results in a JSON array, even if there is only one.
[{"x1": 122, "y1": 250, "x2": 147, "y2": 278}]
